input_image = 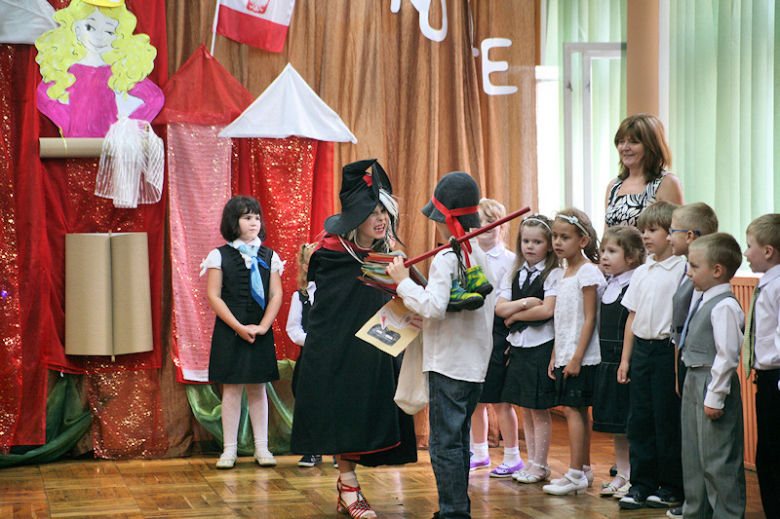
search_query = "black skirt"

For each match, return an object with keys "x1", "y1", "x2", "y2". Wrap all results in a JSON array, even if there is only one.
[
  {"x1": 593, "y1": 290, "x2": 631, "y2": 432},
  {"x1": 479, "y1": 318, "x2": 511, "y2": 403},
  {"x1": 553, "y1": 364, "x2": 597, "y2": 408},
  {"x1": 501, "y1": 340, "x2": 557, "y2": 409},
  {"x1": 592, "y1": 343, "x2": 630, "y2": 433}
]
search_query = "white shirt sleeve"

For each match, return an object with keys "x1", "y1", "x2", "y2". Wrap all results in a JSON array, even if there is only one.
[
  {"x1": 285, "y1": 291, "x2": 307, "y2": 346},
  {"x1": 704, "y1": 298, "x2": 745, "y2": 409},
  {"x1": 544, "y1": 267, "x2": 563, "y2": 297},
  {"x1": 497, "y1": 268, "x2": 515, "y2": 301},
  {"x1": 199, "y1": 248, "x2": 223, "y2": 276},
  {"x1": 396, "y1": 251, "x2": 452, "y2": 321},
  {"x1": 271, "y1": 251, "x2": 285, "y2": 275}
]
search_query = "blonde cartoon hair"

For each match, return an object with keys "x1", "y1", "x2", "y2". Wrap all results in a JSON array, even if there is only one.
[{"x1": 35, "y1": 0, "x2": 157, "y2": 103}]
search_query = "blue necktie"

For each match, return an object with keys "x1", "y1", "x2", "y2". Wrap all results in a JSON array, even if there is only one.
[
  {"x1": 678, "y1": 295, "x2": 703, "y2": 349},
  {"x1": 237, "y1": 244, "x2": 269, "y2": 309}
]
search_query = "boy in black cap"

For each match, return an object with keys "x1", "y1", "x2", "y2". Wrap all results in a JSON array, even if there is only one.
[{"x1": 388, "y1": 171, "x2": 495, "y2": 519}]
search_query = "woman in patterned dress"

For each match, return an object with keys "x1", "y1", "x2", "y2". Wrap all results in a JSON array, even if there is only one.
[{"x1": 604, "y1": 114, "x2": 684, "y2": 230}]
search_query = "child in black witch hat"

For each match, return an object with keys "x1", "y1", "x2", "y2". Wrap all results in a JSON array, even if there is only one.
[
  {"x1": 290, "y1": 159, "x2": 417, "y2": 519},
  {"x1": 387, "y1": 171, "x2": 496, "y2": 519}
]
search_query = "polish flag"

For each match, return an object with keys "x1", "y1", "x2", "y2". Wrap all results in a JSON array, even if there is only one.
[{"x1": 214, "y1": 0, "x2": 296, "y2": 52}]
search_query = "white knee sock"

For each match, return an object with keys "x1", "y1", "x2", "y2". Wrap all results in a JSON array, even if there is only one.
[{"x1": 502, "y1": 446, "x2": 522, "y2": 466}]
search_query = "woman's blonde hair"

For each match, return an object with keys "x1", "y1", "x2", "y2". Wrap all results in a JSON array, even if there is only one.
[
  {"x1": 35, "y1": 0, "x2": 157, "y2": 103},
  {"x1": 479, "y1": 198, "x2": 508, "y2": 245}
]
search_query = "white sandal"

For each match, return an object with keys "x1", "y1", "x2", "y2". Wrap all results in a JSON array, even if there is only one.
[
  {"x1": 600, "y1": 474, "x2": 628, "y2": 496},
  {"x1": 513, "y1": 462, "x2": 551, "y2": 484}
]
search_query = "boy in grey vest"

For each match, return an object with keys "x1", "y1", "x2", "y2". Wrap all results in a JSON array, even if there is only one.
[
  {"x1": 668, "y1": 203, "x2": 719, "y2": 390},
  {"x1": 679, "y1": 233, "x2": 745, "y2": 519}
]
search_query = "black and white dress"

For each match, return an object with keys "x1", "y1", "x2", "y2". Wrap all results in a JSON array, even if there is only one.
[
  {"x1": 204, "y1": 241, "x2": 283, "y2": 384},
  {"x1": 593, "y1": 270, "x2": 634, "y2": 433},
  {"x1": 604, "y1": 172, "x2": 667, "y2": 228}
]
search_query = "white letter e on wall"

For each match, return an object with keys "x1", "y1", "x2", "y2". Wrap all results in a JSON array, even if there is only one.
[{"x1": 481, "y1": 38, "x2": 518, "y2": 96}]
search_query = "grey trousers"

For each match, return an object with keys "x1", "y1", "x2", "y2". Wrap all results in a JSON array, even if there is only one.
[{"x1": 681, "y1": 368, "x2": 746, "y2": 519}]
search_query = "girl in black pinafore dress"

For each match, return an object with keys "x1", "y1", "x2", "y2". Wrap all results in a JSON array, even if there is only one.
[
  {"x1": 496, "y1": 214, "x2": 562, "y2": 484},
  {"x1": 204, "y1": 196, "x2": 283, "y2": 470},
  {"x1": 593, "y1": 226, "x2": 645, "y2": 496}
]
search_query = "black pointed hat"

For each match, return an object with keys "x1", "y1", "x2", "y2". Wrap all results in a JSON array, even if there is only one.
[
  {"x1": 324, "y1": 159, "x2": 392, "y2": 235},
  {"x1": 421, "y1": 171, "x2": 481, "y2": 236}
]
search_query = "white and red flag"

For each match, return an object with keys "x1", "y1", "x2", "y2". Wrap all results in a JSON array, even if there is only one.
[{"x1": 212, "y1": 0, "x2": 296, "y2": 53}]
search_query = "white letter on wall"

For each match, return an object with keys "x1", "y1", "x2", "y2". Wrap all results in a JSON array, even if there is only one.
[
  {"x1": 481, "y1": 38, "x2": 518, "y2": 96},
  {"x1": 390, "y1": 0, "x2": 448, "y2": 42}
]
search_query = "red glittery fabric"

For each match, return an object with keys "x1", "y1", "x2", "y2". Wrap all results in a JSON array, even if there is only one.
[
  {"x1": 237, "y1": 136, "x2": 332, "y2": 362},
  {"x1": 0, "y1": 44, "x2": 35, "y2": 450}
]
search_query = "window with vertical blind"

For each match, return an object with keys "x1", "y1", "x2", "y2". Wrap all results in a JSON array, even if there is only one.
[
  {"x1": 668, "y1": 0, "x2": 780, "y2": 253},
  {"x1": 539, "y1": 0, "x2": 627, "y2": 237}
]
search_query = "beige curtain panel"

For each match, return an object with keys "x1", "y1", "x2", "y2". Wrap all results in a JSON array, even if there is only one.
[{"x1": 163, "y1": 0, "x2": 537, "y2": 449}]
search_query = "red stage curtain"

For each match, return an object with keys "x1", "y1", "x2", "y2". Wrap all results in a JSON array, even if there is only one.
[{"x1": 0, "y1": 0, "x2": 169, "y2": 448}]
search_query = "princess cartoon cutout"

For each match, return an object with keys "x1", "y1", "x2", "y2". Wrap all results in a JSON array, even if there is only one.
[{"x1": 35, "y1": 0, "x2": 164, "y2": 138}]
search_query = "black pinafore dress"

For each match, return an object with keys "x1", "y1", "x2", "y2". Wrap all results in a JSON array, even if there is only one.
[
  {"x1": 592, "y1": 285, "x2": 631, "y2": 433},
  {"x1": 208, "y1": 245, "x2": 279, "y2": 384}
]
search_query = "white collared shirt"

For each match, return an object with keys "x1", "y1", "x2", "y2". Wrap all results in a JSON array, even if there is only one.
[
  {"x1": 694, "y1": 283, "x2": 745, "y2": 409},
  {"x1": 497, "y1": 262, "x2": 562, "y2": 348},
  {"x1": 200, "y1": 237, "x2": 284, "y2": 276},
  {"x1": 396, "y1": 241, "x2": 494, "y2": 383},
  {"x1": 751, "y1": 264, "x2": 780, "y2": 370},
  {"x1": 602, "y1": 269, "x2": 635, "y2": 305},
  {"x1": 482, "y1": 242, "x2": 516, "y2": 288},
  {"x1": 286, "y1": 281, "x2": 316, "y2": 346},
  {"x1": 622, "y1": 254, "x2": 686, "y2": 340}
]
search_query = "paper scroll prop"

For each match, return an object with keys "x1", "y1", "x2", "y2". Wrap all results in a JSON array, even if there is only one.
[{"x1": 35, "y1": 0, "x2": 165, "y2": 208}]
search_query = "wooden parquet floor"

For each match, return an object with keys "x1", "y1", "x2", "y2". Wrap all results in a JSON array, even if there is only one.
[{"x1": 0, "y1": 415, "x2": 765, "y2": 518}]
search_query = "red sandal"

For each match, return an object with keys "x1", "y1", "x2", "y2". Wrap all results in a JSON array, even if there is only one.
[{"x1": 336, "y1": 477, "x2": 377, "y2": 519}]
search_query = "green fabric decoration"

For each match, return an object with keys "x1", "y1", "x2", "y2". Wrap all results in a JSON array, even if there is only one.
[{"x1": 0, "y1": 374, "x2": 91, "y2": 468}]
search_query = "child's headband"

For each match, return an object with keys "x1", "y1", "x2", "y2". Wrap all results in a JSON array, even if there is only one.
[
  {"x1": 556, "y1": 214, "x2": 590, "y2": 236},
  {"x1": 522, "y1": 216, "x2": 552, "y2": 233},
  {"x1": 83, "y1": 0, "x2": 126, "y2": 6}
]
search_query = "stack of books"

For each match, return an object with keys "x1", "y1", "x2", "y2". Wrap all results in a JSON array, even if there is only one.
[{"x1": 358, "y1": 251, "x2": 427, "y2": 295}]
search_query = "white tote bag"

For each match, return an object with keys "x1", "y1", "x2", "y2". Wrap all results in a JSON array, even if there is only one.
[{"x1": 394, "y1": 334, "x2": 428, "y2": 415}]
